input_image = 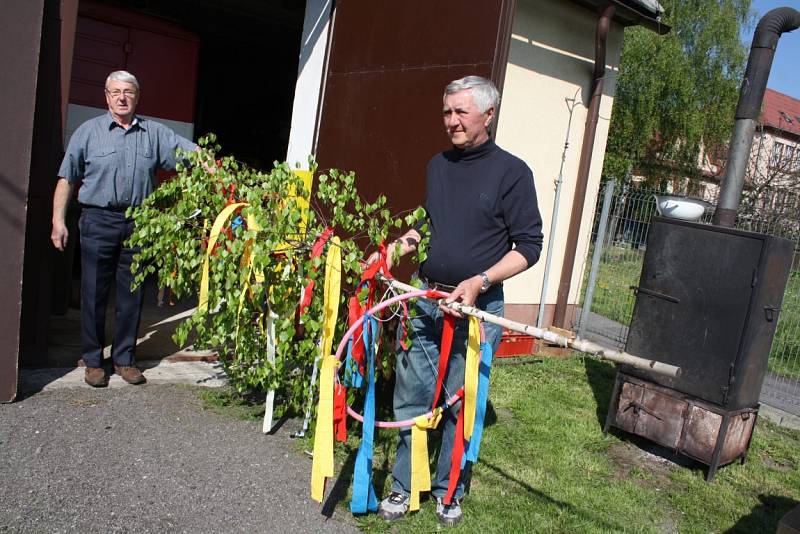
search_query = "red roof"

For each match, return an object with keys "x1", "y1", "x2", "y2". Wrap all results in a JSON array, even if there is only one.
[{"x1": 762, "y1": 88, "x2": 800, "y2": 137}]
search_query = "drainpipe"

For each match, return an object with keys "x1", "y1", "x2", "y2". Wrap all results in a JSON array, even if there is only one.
[
  {"x1": 713, "y1": 7, "x2": 800, "y2": 227},
  {"x1": 552, "y1": 4, "x2": 614, "y2": 329}
]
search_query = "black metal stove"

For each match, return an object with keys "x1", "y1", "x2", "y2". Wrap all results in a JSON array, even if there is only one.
[{"x1": 604, "y1": 217, "x2": 794, "y2": 481}]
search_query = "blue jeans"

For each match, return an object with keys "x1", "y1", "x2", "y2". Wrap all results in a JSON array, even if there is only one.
[{"x1": 390, "y1": 283, "x2": 504, "y2": 500}]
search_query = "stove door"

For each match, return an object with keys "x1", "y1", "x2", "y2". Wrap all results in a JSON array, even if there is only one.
[{"x1": 624, "y1": 219, "x2": 762, "y2": 406}]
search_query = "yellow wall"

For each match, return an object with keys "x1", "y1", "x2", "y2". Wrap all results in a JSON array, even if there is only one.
[{"x1": 495, "y1": 0, "x2": 623, "y2": 315}]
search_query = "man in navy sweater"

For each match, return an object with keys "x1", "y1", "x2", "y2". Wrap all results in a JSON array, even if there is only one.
[{"x1": 370, "y1": 76, "x2": 543, "y2": 526}]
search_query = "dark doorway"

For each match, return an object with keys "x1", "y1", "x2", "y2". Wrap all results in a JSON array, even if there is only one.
[
  {"x1": 86, "y1": 0, "x2": 306, "y2": 164},
  {"x1": 33, "y1": 0, "x2": 306, "y2": 368}
]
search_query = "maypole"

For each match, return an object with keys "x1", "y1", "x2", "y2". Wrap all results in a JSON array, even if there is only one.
[{"x1": 381, "y1": 277, "x2": 680, "y2": 378}]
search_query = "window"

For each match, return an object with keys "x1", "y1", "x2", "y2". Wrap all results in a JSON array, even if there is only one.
[
  {"x1": 786, "y1": 145, "x2": 795, "y2": 170},
  {"x1": 771, "y1": 141, "x2": 786, "y2": 167},
  {"x1": 791, "y1": 145, "x2": 800, "y2": 173}
]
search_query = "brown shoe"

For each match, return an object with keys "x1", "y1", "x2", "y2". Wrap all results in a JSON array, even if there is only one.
[
  {"x1": 84, "y1": 367, "x2": 109, "y2": 388},
  {"x1": 114, "y1": 365, "x2": 147, "y2": 385}
]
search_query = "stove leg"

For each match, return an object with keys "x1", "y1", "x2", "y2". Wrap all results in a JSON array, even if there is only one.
[
  {"x1": 603, "y1": 373, "x2": 623, "y2": 435},
  {"x1": 740, "y1": 409, "x2": 758, "y2": 466},
  {"x1": 706, "y1": 414, "x2": 731, "y2": 483}
]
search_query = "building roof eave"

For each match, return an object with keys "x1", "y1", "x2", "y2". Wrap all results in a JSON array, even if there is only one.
[
  {"x1": 762, "y1": 124, "x2": 800, "y2": 143},
  {"x1": 568, "y1": 0, "x2": 670, "y2": 35}
]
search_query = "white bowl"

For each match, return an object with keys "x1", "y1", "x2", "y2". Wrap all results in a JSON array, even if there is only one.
[{"x1": 653, "y1": 195, "x2": 709, "y2": 222}]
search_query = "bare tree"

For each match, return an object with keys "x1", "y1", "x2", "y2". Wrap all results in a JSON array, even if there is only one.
[{"x1": 738, "y1": 125, "x2": 800, "y2": 238}]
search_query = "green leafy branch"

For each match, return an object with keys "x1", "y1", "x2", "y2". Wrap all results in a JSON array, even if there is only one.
[{"x1": 127, "y1": 134, "x2": 427, "y2": 412}]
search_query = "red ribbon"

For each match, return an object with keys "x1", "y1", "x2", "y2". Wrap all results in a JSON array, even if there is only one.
[
  {"x1": 445, "y1": 391, "x2": 466, "y2": 505},
  {"x1": 297, "y1": 227, "x2": 335, "y2": 317},
  {"x1": 347, "y1": 296, "x2": 367, "y2": 372},
  {"x1": 333, "y1": 382, "x2": 348, "y2": 442},
  {"x1": 431, "y1": 314, "x2": 456, "y2": 410},
  {"x1": 347, "y1": 242, "x2": 396, "y2": 374}
]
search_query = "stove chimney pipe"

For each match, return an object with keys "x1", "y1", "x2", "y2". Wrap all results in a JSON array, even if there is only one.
[{"x1": 714, "y1": 7, "x2": 800, "y2": 227}]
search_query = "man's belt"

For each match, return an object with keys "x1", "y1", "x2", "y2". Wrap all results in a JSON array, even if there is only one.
[
  {"x1": 418, "y1": 274, "x2": 457, "y2": 292},
  {"x1": 81, "y1": 204, "x2": 131, "y2": 213}
]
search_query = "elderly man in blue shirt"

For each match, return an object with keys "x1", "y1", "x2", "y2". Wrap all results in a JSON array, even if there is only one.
[{"x1": 51, "y1": 70, "x2": 197, "y2": 387}]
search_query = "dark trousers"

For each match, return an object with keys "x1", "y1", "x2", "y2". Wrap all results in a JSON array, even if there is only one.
[{"x1": 79, "y1": 207, "x2": 144, "y2": 368}]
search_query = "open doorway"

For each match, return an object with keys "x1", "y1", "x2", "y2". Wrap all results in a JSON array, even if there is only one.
[
  {"x1": 67, "y1": 0, "x2": 305, "y2": 162},
  {"x1": 42, "y1": 0, "x2": 307, "y2": 368}
]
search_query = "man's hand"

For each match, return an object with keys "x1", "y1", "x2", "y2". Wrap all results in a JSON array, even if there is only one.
[
  {"x1": 441, "y1": 275, "x2": 483, "y2": 318},
  {"x1": 51, "y1": 221, "x2": 68, "y2": 251},
  {"x1": 362, "y1": 231, "x2": 419, "y2": 272},
  {"x1": 364, "y1": 248, "x2": 394, "y2": 271},
  {"x1": 440, "y1": 251, "x2": 527, "y2": 316},
  {"x1": 51, "y1": 178, "x2": 73, "y2": 252},
  {"x1": 195, "y1": 146, "x2": 217, "y2": 174}
]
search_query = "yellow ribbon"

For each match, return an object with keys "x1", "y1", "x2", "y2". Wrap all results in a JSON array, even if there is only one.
[
  {"x1": 310, "y1": 236, "x2": 341, "y2": 502},
  {"x1": 463, "y1": 316, "x2": 481, "y2": 440},
  {"x1": 276, "y1": 170, "x2": 314, "y2": 254},
  {"x1": 198, "y1": 202, "x2": 249, "y2": 313},
  {"x1": 235, "y1": 213, "x2": 266, "y2": 344},
  {"x1": 292, "y1": 170, "x2": 313, "y2": 233},
  {"x1": 198, "y1": 170, "x2": 313, "y2": 314},
  {"x1": 320, "y1": 236, "x2": 341, "y2": 358},
  {"x1": 410, "y1": 408, "x2": 443, "y2": 511},
  {"x1": 310, "y1": 354, "x2": 337, "y2": 502},
  {"x1": 198, "y1": 204, "x2": 266, "y2": 348}
]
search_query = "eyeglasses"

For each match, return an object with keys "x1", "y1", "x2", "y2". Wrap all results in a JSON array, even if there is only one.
[{"x1": 106, "y1": 89, "x2": 138, "y2": 98}]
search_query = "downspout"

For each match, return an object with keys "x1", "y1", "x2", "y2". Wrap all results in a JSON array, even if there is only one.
[
  {"x1": 552, "y1": 4, "x2": 614, "y2": 328},
  {"x1": 713, "y1": 7, "x2": 800, "y2": 227}
]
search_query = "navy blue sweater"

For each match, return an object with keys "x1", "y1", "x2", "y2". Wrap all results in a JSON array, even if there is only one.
[{"x1": 419, "y1": 139, "x2": 544, "y2": 286}]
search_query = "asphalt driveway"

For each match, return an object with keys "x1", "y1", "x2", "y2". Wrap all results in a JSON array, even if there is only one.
[{"x1": 0, "y1": 383, "x2": 355, "y2": 534}]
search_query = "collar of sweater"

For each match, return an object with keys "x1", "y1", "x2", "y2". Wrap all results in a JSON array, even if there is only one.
[{"x1": 446, "y1": 138, "x2": 496, "y2": 162}]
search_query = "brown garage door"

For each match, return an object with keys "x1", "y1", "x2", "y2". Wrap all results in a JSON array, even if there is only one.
[{"x1": 315, "y1": 0, "x2": 515, "y2": 220}]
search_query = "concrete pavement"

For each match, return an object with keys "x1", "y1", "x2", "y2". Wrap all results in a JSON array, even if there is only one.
[
  {"x1": 1, "y1": 377, "x2": 356, "y2": 534},
  {"x1": 3, "y1": 286, "x2": 356, "y2": 533}
]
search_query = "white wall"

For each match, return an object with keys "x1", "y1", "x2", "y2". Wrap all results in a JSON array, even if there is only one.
[
  {"x1": 495, "y1": 0, "x2": 623, "y2": 319},
  {"x1": 285, "y1": 0, "x2": 333, "y2": 170}
]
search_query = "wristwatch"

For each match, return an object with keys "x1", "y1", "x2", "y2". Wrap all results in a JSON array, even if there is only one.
[{"x1": 478, "y1": 272, "x2": 491, "y2": 293}]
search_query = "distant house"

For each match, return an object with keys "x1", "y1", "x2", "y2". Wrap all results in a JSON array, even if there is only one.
[
  {"x1": 629, "y1": 88, "x2": 800, "y2": 227},
  {"x1": 741, "y1": 89, "x2": 800, "y2": 228},
  {"x1": 697, "y1": 88, "x2": 800, "y2": 229}
]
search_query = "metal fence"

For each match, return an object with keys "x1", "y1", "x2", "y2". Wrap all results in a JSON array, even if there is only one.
[{"x1": 576, "y1": 180, "x2": 800, "y2": 409}]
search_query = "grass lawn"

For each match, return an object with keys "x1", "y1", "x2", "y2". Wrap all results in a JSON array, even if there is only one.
[{"x1": 282, "y1": 356, "x2": 800, "y2": 533}]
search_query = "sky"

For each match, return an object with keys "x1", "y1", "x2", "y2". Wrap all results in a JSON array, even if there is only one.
[{"x1": 742, "y1": 0, "x2": 800, "y2": 99}]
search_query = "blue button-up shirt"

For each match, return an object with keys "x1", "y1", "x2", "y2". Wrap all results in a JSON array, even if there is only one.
[{"x1": 58, "y1": 112, "x2": 196, "y2": 208}]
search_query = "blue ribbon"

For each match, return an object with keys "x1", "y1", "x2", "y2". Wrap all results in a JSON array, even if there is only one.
[
  {"x1": 464, "y1": 341, "x2": 494, "y2": 466},
  {"x1": 350, "y1": 314, "x2": 378, "y2": 513},
  {"x1": 343, "y1": 338, "x2": 364, "y2": 388}
]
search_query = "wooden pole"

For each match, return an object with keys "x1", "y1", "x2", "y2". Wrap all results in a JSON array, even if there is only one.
[{"x1": 382, "y1": 277, "x2": 680, "y2": 378}]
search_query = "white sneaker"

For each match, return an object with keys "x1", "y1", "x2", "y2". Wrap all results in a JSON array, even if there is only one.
[
  {"x1": 377, "y1": 491, "x2": 409, "y2": 521},
  {"x1": 435, "y1": 496, "x2": 463, "y2": 526}
]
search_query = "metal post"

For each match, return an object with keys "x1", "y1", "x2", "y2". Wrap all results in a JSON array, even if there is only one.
[
  {"x1": 262, "y1": 312, "x2": 278, "y2": 433},
  {"x1": 578, "y1": 180, "x2": 616, "y2": 338},
  {"x1": 537, "y1": 90, "x2": 580, "y2": 328}
]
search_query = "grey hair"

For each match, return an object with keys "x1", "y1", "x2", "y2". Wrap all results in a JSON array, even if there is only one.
[
  {"x1": 444, "y1": 76, "x2": 499, "y2": 113},
  {"x1": 106, "y1": 70, "x2": 140, "y2": 91}
]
